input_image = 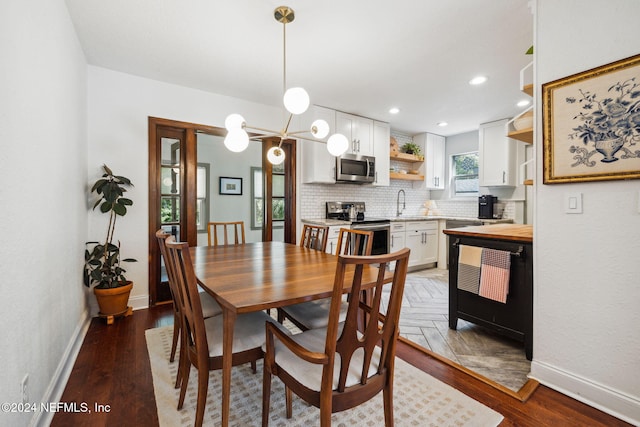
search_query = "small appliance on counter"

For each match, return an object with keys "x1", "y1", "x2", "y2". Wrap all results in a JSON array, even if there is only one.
[{"x1": 478, "y1": 195, "x2": 497, "y2": 219}]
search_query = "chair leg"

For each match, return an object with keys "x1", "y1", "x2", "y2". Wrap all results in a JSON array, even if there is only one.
[
  {"x1": 261, "y1": 365, "x2": 272, "y2": 427},
  {"x1": 177, "y1": 362, "x2": 190, "y2": 410},
  {"x1": 319, "y1": 401, "x2": 332, "y2": 427},
  {"x1": 194, "y1": 368, "x2": 209, "y2": 427},
  {"x1": 170, "y1": 312, "x2": 180, "y2": 362},
  {"x1": 383, "y1": 380, "x2": 394, "y2": 427},
  {"x1": 277, "y1": 308, "x2": 285, "y2": 324},
  {"x1": 285, "y1": 386, "x2": 292, "y2": 419}
]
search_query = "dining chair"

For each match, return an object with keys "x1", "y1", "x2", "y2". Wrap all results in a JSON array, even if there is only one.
[
  {"x1": 278, "y1": 228, "x2": 373, "y2": 331},
  {"x1": 155, "y1": 230, "x2": 223, "y2": 388},
  {"x1": 207, "y1": 221, "x2": 245, "y2": 246},
  {"x1": 299, "y1": 224, "x2": 329, "y2": 251},
  {"x1": 164, "y1": 237, "x2": 286, "y2": 427},
  {"x1": 262, "y1": 247, "x2": 411, "y2": 427}
]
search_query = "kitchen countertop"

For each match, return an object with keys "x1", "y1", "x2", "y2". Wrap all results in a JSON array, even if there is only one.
[
  {"x1": 442, "y1": 223, "x2": 533, "y2": 243},
  {"x1": 301, "y1": 217, "x2": 514, "y2": 226}
]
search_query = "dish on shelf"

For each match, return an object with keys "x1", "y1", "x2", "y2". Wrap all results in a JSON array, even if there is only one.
[
  {"x1": 408, "y1": 169, "x2": 420, "y2": 175},
  {"x1": 513, "y1": 110, "x2": 533, "y2": 130}
]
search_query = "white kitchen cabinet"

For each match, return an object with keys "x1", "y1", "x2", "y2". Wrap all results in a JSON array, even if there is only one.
[
  {"x1": 373, "y1": 121, "x2": 390, "y2": 186},
  {"x1": 414, "y1": 133, "x2": 445, "y2": 189},
  {"x1": 336, "y1": 111, "x2": 374, "y2": 156},
  {"x1": 405, "y1": 221, "x2": 438, "y2": 267},
  {"x1": 390, "y1": 222, "x2": 406, "y2": 251},
  {"x1": 301, "y1": 106, "x2": 336, "y2": 183},
  {"x1": 325, "y1": 225, "x2": 344, "y2": 255},
  {"x1": 479, "y1": 119, "x2": 517, "y2": 187}
]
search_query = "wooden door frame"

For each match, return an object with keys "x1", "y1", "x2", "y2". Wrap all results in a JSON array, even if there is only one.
[
  {"x1": 148, "y1": 117, "x2": 223, "y2": 306},
  {"x1": 148, "y1": 117, "x2": 297, "y2": 306},
  {"x1": 261, "y1": 138, "x2": 296, "y2": 244}
]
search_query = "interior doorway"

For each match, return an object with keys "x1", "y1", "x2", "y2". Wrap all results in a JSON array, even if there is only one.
[{"x1": 147, "y1": 117, "x2": 297, "y2": 306}]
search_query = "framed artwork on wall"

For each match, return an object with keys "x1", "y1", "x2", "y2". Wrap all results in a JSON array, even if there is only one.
[
  {"x1": 542, "y1": 53, "x2": 640, "y2": 184},
  {"x1": 219, "y1": 176, "x2": 243, "y2": 195}
]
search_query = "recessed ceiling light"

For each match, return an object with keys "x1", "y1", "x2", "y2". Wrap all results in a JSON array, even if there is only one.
[
  {"x1": 469, "y1": 75, "x2": 488, "y2": 85},
  {"x1": 437, "y1": 122, "x2": 448, "y2": 127},
  {"x1": 517, "y1": 99, "x2": 531, "y2": 107},
  {"x1": 389, "y1": 107, "x2": 400, "y2": 114}
]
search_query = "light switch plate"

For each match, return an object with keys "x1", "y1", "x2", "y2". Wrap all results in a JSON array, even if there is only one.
[{"x1": 565, "y1": 192, "x2": 583, "y2": 214}]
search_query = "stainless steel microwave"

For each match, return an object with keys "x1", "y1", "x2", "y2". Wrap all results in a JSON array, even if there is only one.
[{"x1": 335, "y1": 153, "x2": 375, "y2": 183}]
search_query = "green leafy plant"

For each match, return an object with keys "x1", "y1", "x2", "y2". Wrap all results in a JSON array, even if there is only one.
[
  {"x1": 401, "y1": 142, "x2": 422, "y2": 156},
  {"x1": 84, "y1": 165, "x2": 137, "y2": 289}
]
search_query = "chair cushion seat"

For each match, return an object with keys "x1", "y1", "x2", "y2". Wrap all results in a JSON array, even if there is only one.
[
  {"x1": 204, "y1": 311, "x2": 288, "y2": 358},
  {"x1": 198, "y1": 288, "x2": 223, "y2": 318},
  {"x1": 272, "y1": 326, "x2": 381, "y2": 392},
  {"x1": 280, "y1": 296, "x2": 348, "y2": 330}
]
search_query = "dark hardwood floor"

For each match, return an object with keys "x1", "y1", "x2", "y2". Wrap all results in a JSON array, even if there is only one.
[{"x1": 52, "y1": 305, "x2": 631, "y2": 427}]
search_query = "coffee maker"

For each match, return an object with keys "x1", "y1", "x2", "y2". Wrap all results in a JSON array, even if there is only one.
[{"x1": 478, "y1": 195, "x2": 497, "y2": 219}]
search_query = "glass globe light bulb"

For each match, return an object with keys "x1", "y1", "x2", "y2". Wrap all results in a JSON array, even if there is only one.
[
  {"x1": 267, "y1": 146, "x2": 286, "y2": 165},
  {"x1": 283, "y1": 87, "x2": 310, "y2": 115},
  {"x1": 327, "y1": 133, "x2": 349, "y2": 156},
  {"x1": 224, "y1": 113, "x2": 246, "y2": 130},
  {"x1": 310, "y1": 119, "x2": 330, "y2": 139},
  {"x1": 224, "y1": 128, "x2": 249, "y2": 153}
]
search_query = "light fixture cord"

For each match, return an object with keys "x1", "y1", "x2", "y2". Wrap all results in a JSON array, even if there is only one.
[
  {"x1": 282, "y1": 19, "x2": 288, "y2": 128},
  {"x1": 279, "y1": 17, "x2": 289, "y2": 148}
]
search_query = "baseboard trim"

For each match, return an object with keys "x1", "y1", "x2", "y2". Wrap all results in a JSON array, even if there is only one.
[
  {"x1": 530, "y1": 360, "x2": 640, "y2": 426},
  {"x1": 32, "y1": 309, "x2": 92, "y2": 427},
  {"x1": 129, "y1": 294, "x2": 149, "y2": 311}
]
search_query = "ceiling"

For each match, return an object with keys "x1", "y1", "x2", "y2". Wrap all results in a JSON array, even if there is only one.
[{"x1": 64, "y1": 0, "x2": 533, "y2": 137}]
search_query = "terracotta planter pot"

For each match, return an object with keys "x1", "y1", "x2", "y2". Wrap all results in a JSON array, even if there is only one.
[{"x1": 94, "y1": 281, "x2": 133, "y2": 316}]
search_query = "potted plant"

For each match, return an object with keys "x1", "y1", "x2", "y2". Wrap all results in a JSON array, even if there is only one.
[
  {"x1": 402, "y1": 142, "x2": 423, "y2": 159},
  {"x1": 84, "y1": 165, "x2": 136, "y2": 322}
]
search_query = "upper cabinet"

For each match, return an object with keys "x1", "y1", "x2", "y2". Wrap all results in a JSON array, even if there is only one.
[
  {"x1": 336, "y1": 111, "x2": 374, "y2": 156},
  {"x1": 300, "y1": 106, "x2": 390, "y2": 185},
  {"x1": 414, "y1": 133, "x2": 445, "y2": 189},
  {"x1": 479, "y1": 119, "x2": 518, "y2": 187},
  {"x1": 300, "y1": 105, "x2": 336, "y2": 184},
  {"x1": 373, "y1": 121, "x2": 390, "y2": 186}
]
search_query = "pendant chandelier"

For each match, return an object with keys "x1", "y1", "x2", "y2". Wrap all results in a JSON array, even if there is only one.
[{"x1": 223, "y1": 6, "x2": 349, "y2": 165}]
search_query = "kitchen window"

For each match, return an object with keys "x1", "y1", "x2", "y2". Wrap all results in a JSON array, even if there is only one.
[{"x1": 451, "y1": 152, "x2": 479, "y2": 197}]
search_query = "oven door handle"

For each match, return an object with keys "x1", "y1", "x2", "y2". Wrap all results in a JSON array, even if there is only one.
[{"x1": 351, "y1": 223, "x2": 390, "y2": 231}]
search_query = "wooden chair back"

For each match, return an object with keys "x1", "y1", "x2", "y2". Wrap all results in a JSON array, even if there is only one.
[
  {"x1": 207, "y1": 221, "x2": 246, "y2": 246},
  {"x1": 164, "y1": 238, "x2": 207, "y2": 362},
  {"x1": 299, "y1": 224, "x2": 329, "y2": 251},
  {"x1": 263, "y1": 248, "x2": 411, "y2": 425},
  {"x1": 335, "y1": 228, "x2": 373, "y2": 256}
]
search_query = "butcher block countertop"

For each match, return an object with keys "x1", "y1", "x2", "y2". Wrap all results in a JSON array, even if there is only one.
[{"x1": 443, "y1": 224, "x2": 533, "y2": 243}]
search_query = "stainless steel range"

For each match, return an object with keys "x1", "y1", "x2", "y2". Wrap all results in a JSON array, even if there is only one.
[{"x1": 326, "y1": 202, "x2": 390, "y2": 255}]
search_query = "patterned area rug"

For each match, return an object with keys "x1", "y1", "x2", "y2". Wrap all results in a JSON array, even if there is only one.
[{"x1": 146, "y1": 325, "x2": 503, "y2": 427}]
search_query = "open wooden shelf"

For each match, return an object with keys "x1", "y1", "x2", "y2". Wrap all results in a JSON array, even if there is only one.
[
  {"x1": 523, "y1": 179, "x2": 534, "y2": 186},
  {"x1": 390, "y1": 152, "x2": 424, "y2": 163},
  {"x1": 390, "y1": 172, "x2": 424, "y2": 181},
  {"x1": 508, "y1": 128, "x2": 533, "y2": 144},
  {"x1": 522, "y1": 83, "x2": 533, "y2": 97}
]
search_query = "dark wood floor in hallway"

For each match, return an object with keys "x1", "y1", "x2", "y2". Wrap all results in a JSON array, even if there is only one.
[{"x1": 51, "y1": 304, "x2": 632, "y2": 427}]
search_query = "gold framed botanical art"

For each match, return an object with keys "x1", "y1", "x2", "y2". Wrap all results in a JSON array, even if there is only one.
[{"x1": 542, "y1": 53, "x2": 640, "y2": 184}]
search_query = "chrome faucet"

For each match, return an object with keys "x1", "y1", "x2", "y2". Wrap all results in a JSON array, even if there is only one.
[{"x1": 396, "y1": 189, "x2": 406, "y2": 217}]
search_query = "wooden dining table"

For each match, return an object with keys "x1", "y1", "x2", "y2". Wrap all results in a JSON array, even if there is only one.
[{"x1": 190, "y1": 241, "x2": 392, "y2": 427}]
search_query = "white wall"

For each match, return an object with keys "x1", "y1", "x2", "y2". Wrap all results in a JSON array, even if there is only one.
[
  {"x1": 532, "y1": 1, "x2": 640, "y2": 424},
  {"x1": 195, "y1": 133, "x2": 263, "y2": 246},
  {"x1": 87, "y1": 66, "x2": 283, "y2": 308},
  {"x1": 0, "y1": 1, "x2": 88, "y2": 425}
]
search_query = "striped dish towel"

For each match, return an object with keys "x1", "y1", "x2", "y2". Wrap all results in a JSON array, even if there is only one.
[
  {"x1": 457, "y1": 245, "x2": 482, "y2": 294},
  {"x1": 479, "y1": 248, "x2": 511, "y2": 303}
]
